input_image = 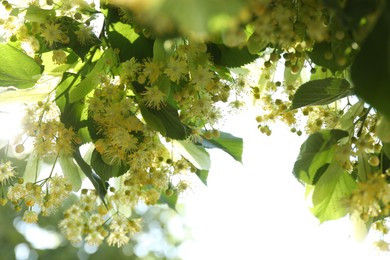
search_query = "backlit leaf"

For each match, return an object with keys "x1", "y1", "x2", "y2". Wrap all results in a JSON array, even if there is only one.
[
  {"x1": 293, "y1": 129, "x2": 349, "y2": 184},
  {"x1": 201, "y1": 132, "x2": 243, "y2": 162},
  {"x1": 290, "y1": 78, "x2": 352, "y2": 110},
  {"x1": 173, "y1": 140, "x2": 211, "y2": 170},
  {"x1": 311, "y1": 161, "x2": 357, "y2": 222},
  {"x1": 69, "y1": 48, "x2": 116, "y2": 103},
  {"x1": 0, "y1": 44, "x2": 42, "y2": 89},
  {"x1": 196, "y1": 169, "x2": 209, "y2": 185},
  {"x1": 58, "y1": 156, "x2": 83, "y2": 191}
]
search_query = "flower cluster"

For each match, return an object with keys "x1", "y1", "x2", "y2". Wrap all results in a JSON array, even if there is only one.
[
  {"x1": 59, "y1": 189, "x2": 141, "y2": 247},
  {"x1": 2, "y1": 175, "x2": 72, "y2": 224},
  {"x1": 19, "y1": 101, "x2": 79, "y2": 157},
  {"x1": 0, "y1": 0, "x2": 387, "y2": 252}
]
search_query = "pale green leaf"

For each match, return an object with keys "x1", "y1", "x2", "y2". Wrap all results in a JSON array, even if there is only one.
[
  {"x1": 338, "y1": 101, "x2": 365, "y2": 131},
  {"x1": 23, "y1": 152, "x2": 42, "y2": 183},
  {"x1": 196, "y1": 169, "x2": 209, "y2": 185},
  {"x1": 0, "y1": 81, "x2": 57, "y2": 107},
  {"x1": 58, "y1": 156, "x2": 83, "y2": 191},
  {"x1": 25, "y1": 5, "x2": 55, "y2": 23},
  {"x1": 284, "y1": 58, "x2": 304, "y2": 86},
  {"x1": 69, "y1": 49, "x2": 116, "y2": 103},
  {"x1": 173, "y1": 140, "x2": 211, "y2": 170},
  {"x1": 350, "y1": 212, "x2": 371, "y2": 242},
  {"x1": 311, "y1": 161, "x2": 357, "y2": 222},
  {"x1": 247, "y1": 33, "x2": 268, "y2": 54},
  {"x1": 0, "y1": 44, "x2": 42, "y2": 89},
  {"x1": 201, "y1": 132, "x2": 243, "y2": 162},
  {"x1": 376, "y1": 115, "x2": 390, "y2": 143}
]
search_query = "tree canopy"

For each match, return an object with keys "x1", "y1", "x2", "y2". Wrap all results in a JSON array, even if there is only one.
[{"x1": 0, "y1": 0, "x2": 390, "y2": 253}]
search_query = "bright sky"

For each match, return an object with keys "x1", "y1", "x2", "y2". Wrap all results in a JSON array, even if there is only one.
[{"x1": 176, "y1": 110, "x2": 390, "y2": 260}]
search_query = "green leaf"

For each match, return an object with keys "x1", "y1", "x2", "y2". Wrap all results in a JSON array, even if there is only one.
[
  {"x1": 207, "y1": 43, "x2": 259, "y2": 68},
  {"x1": 311, "y1": 161, "x2": 357, "y2": 222},
  {"x1": 0, "y1": 44, "x2": 42, "y2": 89},
  {"x1": 357, "y1": 152, "x2": 372, "y2": 182},
  {"x1": 60, "y1": 100, "x2": 86, "y2": 130},
  {"x1": 25, "y1": 4, "x2": 56, "y2": 23},
  {"x1": 0, "y1": 146, "x2": 27, "y2": 178},
  {"x1": 308, "y1": 41, "x2": 354, "y2": 73},
  {"x1": 351, "y1": 2, "x2": 390, "y2": 119},
  {"x1": 107, "y1": 22, "x2": 154, "y2": 62},
  {"x1": 196, "y1": 169, "x2": 209, "y2": 185},
  {"x1": 90, "y1": 149, "x2": 128, "y2": 183},
  {"x1": 293, "y1": 129, "x2": 349, "y2": 184},
  {"x1": 58, "y1": 156, "x2": 83, "y2": 191},
  {"x1": 337, "y1": 101, "x2": 365, "y2": 131},
  {"x1": 290, "y1": 78, "x2": 352, "y2": 110},
  {"x1": 376, "y1": 115, "x2": 390, "y2": 143},
  {"x1": 158, "y1": 0, "x2": 246, "y2": 35},
  {"x1": 69, "y1": 49, "x2": 116, "y2": 103},
  {"x1": 23, "y1": 152, "x2": 42, "y2": 183},
  {"x1": 0, "y1": 79, "x2": 57, "y2": 105},
  {"x1": 153, "y1": 39, "x2": 167, "y2": 62},
  {"x1": 173, "y1": 140, "x2": 211, "y2": 170},
  {"x1": 383, "y1": 143, "x2": 390, "y2": 161},
  {"x1": 139, "y1": 105, "x2": 167, "y2": 136},
  {"x1": 140, "y1": 104, "x2": 189, "y2": 140},
  {"x1": 247, "y1": 33, "x2": 268, "y2": 54},
  {"x1": 200, "y1": 131, "x2": 243, "y2": 162},
  {"x1": 73, "y1": 148, "x2": 107, "y2": 203},
  {"x1": 284, "y1": 58, "x2": 304, "y2": 86},
  {"x1": 158, "y1": 191, "x2": 178, "y2": 211}
]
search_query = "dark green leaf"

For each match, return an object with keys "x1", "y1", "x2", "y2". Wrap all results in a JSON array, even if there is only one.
[
  {"x1": 383, "y1": 143, "x2": 390, "y2": 160},
  {"x1": 312, "y1": 163, "x2": 330, "y2": 185},
  {"x1": 0, "y1": 44, "x2": 42, "y2": 89},
  {"x1": 73, "y1": 148, "x2": 107, "y2": 203},
  {"x1": 140, "y1": 104, "x2": 189, "y2": 140},
  {"x1": 293, "y1": 129, "x2": 349, "y2": 184},
  {"x1": 308, "y1": 41, "x2": 355, "y2": 73},
  {"x1": 351, "y1": 2, "x2": 390, "y2": 119},
  {"x1": 60, "y1": 100, "x2": 85, "y2": 130},
  {"x1": 55, "y1": 73, "x2": 81, "y2": 111},
  {"x1": 201, "y1": 131, "x2": 243, "y2": 162},
  {"x1": 207, "y1": 43, "x2": 259, "y2": 68},
  {"x1": 90, "y1": 149, "x2": 128, "y2": 183},
  {"x1": 290, "y1": 78, "x2": 352, "y2": 110}
]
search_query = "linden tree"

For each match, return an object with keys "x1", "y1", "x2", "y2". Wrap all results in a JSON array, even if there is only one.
[{"x1": 0, "y1": 0, "x2": 390, "y2": 251}]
